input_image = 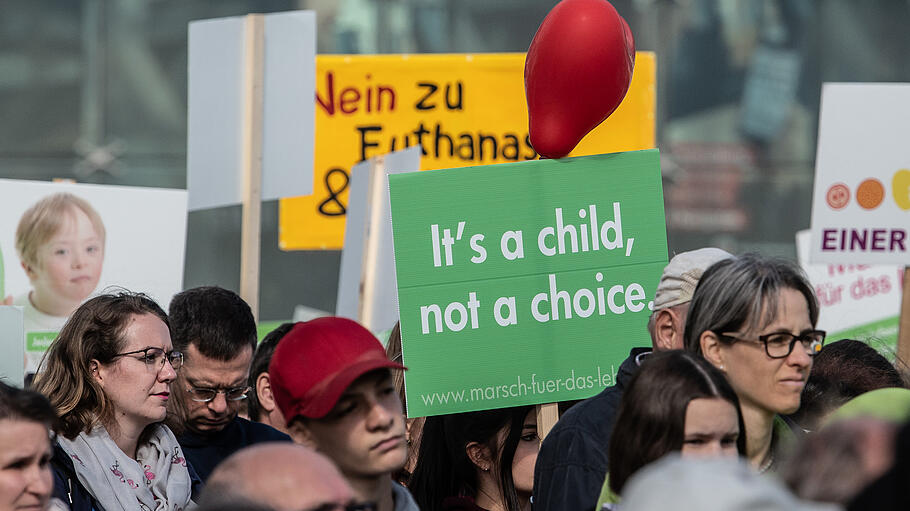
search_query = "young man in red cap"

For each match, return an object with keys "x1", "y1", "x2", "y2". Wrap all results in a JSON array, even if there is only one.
[{"x1": 269, "y1": 317, "x2": 419, "y2": 511}]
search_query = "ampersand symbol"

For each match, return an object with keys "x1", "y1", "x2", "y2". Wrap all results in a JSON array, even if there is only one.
[{"x1": 318, "y1": 168, "x2": 350, "y2": 216}]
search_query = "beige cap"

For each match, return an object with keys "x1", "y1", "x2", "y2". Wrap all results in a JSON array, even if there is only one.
[{"x1": 652, "y1": 248, "x2": 733, "y2": 311}]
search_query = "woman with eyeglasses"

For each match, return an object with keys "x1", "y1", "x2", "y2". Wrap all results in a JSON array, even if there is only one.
[
  {"x1": 683, "y1": 254, "x2": 824, "y2": 474},
  {"x1": 34, "y1": 291, "x2": 200, "y2": 510}
]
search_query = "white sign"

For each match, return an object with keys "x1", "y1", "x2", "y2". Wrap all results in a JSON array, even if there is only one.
[
  {"x1": 187, "y1": 11, "x2": 316, "y2": 211},
  {"x1": 809, "y1": 83, "x2": 910, "y2": 264},
  {"x1": 0, "y1": 179, "x2": 187, "y2": 371},
  {"x1": 797, "y1": 230, "x2": 900, "y2": 350},
  {"x1": 0, "y1": 307, "x2": 25, "y2": 386},
  {"x1": 336, "y1": 146, "x2": 421, "y2": 333}
]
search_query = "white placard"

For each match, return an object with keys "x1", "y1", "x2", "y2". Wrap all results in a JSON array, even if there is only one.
[
  {"x1": 187, "y1": 10, "x2": 316, "y2": 211},
  {"x1": 0, "y1": 307, "x2": 25, "y2": 386},
  {"x1": 336, "y1": 146, "x2": 421, "y2": 333},
  {"x1": 797, "y1": 230, "x2": 900, "y2": 349},
  {"x1": 809, "y1": 83, "x2": 910, "y2": 264},
  {"x1": 0, "y1": 179, "x2": 187, "y2": 370}
]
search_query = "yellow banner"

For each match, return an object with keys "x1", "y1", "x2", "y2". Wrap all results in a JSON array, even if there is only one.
[{"x1": 279, "y1": 52, "x2": 655, "y2": 250}]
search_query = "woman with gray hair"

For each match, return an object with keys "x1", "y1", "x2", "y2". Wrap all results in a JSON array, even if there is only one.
[{"x1": 683, "y1": 254, "x2": 823, "y2": 473}]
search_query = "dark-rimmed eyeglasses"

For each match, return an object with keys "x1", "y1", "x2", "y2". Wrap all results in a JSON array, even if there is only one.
[
  {"x1": 112, "y1": 347, "x2": 183, "y2": 370},
  {"x1": 716, "y1": 330, "x2": 826, "y2": 359},
  {"x1": 186, "y1": 385, "x2": 251, "y2": 403}
]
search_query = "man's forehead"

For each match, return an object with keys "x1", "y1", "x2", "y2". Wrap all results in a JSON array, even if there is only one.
[{"x1": 181, "y1": 343, "x2": 252, "y2": 383}]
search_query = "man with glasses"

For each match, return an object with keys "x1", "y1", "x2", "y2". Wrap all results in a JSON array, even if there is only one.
[
  {"x1": 166, "y1": 286, "x2": 290, "y2": 482},
  {"x1": 269, "y1": 317, "x2": 419, "y2": 511}
]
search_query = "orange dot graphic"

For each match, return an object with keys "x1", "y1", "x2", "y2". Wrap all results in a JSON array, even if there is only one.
[{"x1": 856, "y1": 179, "x2": 885, "y2": 210}]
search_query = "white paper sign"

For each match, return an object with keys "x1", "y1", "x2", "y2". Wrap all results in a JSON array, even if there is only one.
[
  {"x1": 809, "y1": 83, "x2": 910, "y2": 264},
  {"x1": 797, "y1": 230, "x2": 901, "y2": 350},
  {"x1": 0, "y1": 179, "x2": 188, "y2": 370},
  {"x1": 336, "y1": 146, "x2": 421, "y2": 333},
  {"x1": 187, "y1": 10, "x2": 316, "y2": 211},
  {"x1": 0, "y1": 307, "x2": 25, "y2": 386}
]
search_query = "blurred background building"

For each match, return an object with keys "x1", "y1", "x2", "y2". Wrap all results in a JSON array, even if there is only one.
[{"x1": 1, "y1": 0, "x2": 908, "y2": 321}]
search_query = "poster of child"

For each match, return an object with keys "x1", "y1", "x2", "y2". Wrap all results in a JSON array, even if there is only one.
[
  {"x1": 3, "y1": 194, "x2": 106, "y2": 352},
  {"x1": 0, "y1": 179, "x2": 187, "y2": 374}
]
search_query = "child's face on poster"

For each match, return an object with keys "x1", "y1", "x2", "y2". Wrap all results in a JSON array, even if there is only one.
[{"x1": 28, "y1": 208, "x2": 104, "y2": 306}]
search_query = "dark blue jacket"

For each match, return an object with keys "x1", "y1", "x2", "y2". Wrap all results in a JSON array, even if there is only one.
[
  {"x1": 51, "y1": 441, "x2": 203, "y2": 511},
  {"x1": 177, "y1": 416, "x2": 290, "y2": 483},
  {"x1": 51, "y1": 442, "x2": 96, "y2": 511},
  {"x1": 532, "y1": 348, "x2": 649, "y2": 511}
]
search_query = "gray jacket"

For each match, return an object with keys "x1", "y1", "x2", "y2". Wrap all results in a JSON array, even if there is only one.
[{"x1": 393, "y1": 480, "x2": 421, "y2": 511}]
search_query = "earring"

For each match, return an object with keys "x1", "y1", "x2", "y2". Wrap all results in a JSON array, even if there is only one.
[{"x1": 718, "y1": 364, "x2": 725, "y2": 371}]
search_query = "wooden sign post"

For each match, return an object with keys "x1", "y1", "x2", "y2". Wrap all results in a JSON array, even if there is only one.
[
  {"x1": 898, "y1": 269, "x2": 910, "y2": 370},
  {"x1": 537, "y1": 403, "x2": 559, "y2": 442},
  {"x1": 335, "y1": 147, "x2": 421, "y2": 333},
  {"x1": 187, "y1": 11, "x2": 316, "y2": 321},
  {"x1": 239, "y1": 14, "x2": 264, "y2": 321},
  {"x1": 357, "y1": 156, "x2": 386, "y2": 330}
]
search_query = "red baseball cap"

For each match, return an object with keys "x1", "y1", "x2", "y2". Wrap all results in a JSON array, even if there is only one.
[{"x1": 269, "y1": 317, "x2": 406, "y2": 422}]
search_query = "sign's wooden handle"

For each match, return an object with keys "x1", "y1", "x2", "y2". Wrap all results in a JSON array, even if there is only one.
[
  {"x1": 537, "y1": 402, "x2": 559, "y2": 444},
  {"x1": 239, "y1": 14, "x2": 264, "y2": 321},
  {"x1": 897, "y1": 268, "x2": 910, "y2": 371}
]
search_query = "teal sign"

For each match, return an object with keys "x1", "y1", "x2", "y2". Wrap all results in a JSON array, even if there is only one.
[{"x1": 389, "y1": 149, "x2": 668, "y2": 416}]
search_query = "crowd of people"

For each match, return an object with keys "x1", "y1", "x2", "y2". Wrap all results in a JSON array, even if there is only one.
[{"x1": 1, "y1": 248, "x2": 908, "y2": 511}]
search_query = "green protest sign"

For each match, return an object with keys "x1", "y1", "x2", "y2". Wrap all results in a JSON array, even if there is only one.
[
  {"x1": 389, "y1": 149, "x2": 667, "y2": 416},
  {"x1": 26, "y1": 332, "x2": 58, "y2": 352}
]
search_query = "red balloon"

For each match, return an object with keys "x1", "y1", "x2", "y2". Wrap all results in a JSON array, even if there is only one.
[{"x1": 525, "y1": 0, "x2": 635, "y2": 159}]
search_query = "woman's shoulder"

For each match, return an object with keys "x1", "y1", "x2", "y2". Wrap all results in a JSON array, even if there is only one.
[
  {"x1": 51, "y1": 441, "x2": 76, "y2": 479},
  {"x1": 50, "y1": 441, "x2": 97, "y2": 511}
]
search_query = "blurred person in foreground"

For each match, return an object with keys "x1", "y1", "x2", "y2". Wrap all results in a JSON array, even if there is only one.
[
  {"x1": 784, "y1": 387, "x2": 910, "y2": 506},
  {"x1": 35, "y1": 292, "x2": 199, "y2": 510},
  {"x1": 200, "y1": 443, "x2": 356, "y2": 511},
  {"x1": 534, "y1": 248, "x2": 732, "y2": 511},
  {"x1": 684, "y1": 254, "x2": 821, "y2": 472},
  {"x1": 409, "y1": 405, "x2": 538, "y2": 511},
  {"x1": 783, "y1": 417, "x2": 897, "y2": 506},
  {"x1": 247, "y1": 322, "x2": 296, "y2": 434},
  {"x1": 618, "y1": 455, "x2": 838, "y2": 511},
  {"x1": 848, "y1": 416, "x2": 910, "y2": 511},
  {"x1": 269, "y1": 317, "x2": 419, "y2": 511},
  {"x1": 166, "y1": 286, "x2": 289, "y2": 482},
  {"x1": 0, "y1": 381, "x2": 64, "y2": 511}
]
